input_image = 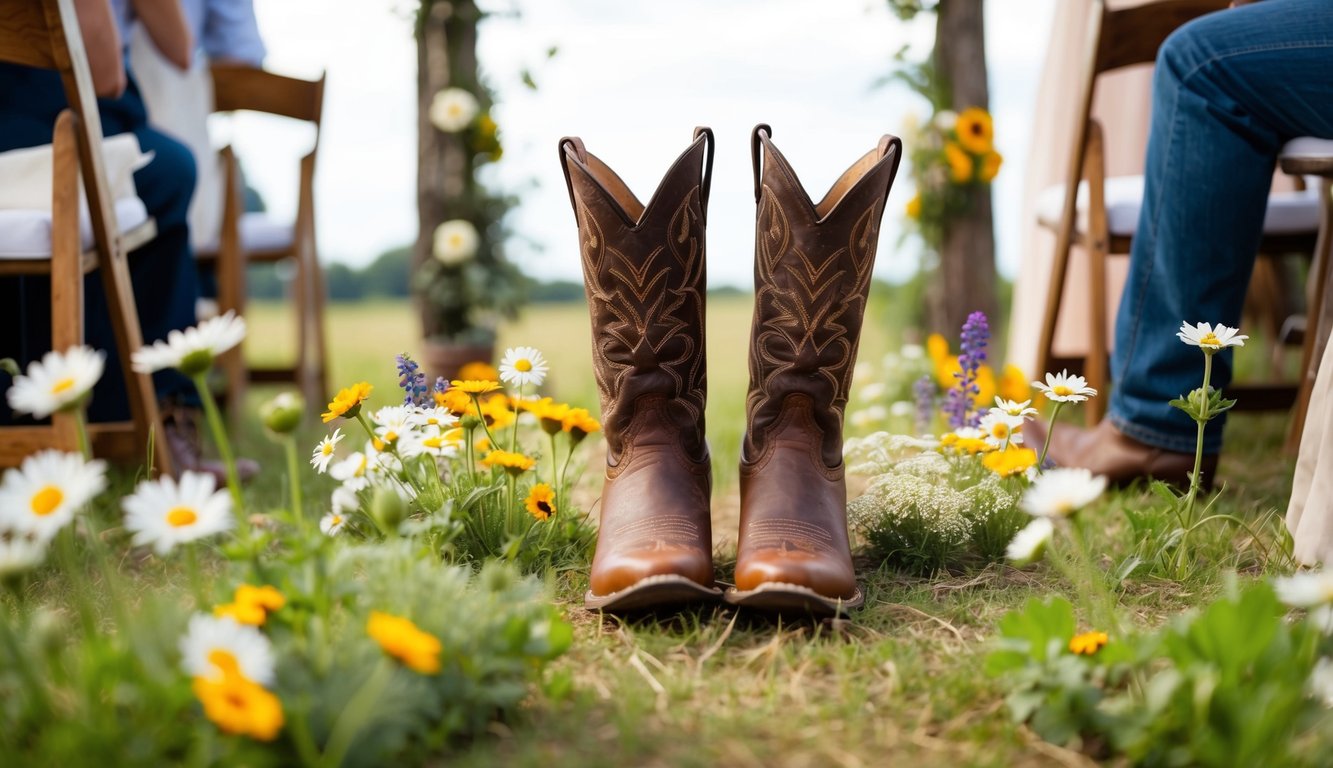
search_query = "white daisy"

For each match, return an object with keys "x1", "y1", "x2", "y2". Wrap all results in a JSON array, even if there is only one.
[
  {"x1": 428, "y1": 87, "x2": 479, "y2": 133},
  {"x1": 498, "y1": 346, "x2": 549, "y2": 388},
  {"x1": 432, "y1": 219, "x2": 479, "y2": 266},
  {"x1": 0, "y1": 450, "x2": 107, "y2": 542},
  {"x1": 131, "y1": 311, "x2": 247, "y2": 376},
  {"x1": 979, "y1": 410, "x2": 1025, "y2": 449},
  {"x1": 122, "y1": 471, "x2": 233, "y2": 555},
  {"x1": 413, "y1": 405, "x2": 458, "y2": 431},
  {"x1": 320, "y1": 510, "x2": 348, "y2": 536},
  {"x1": 1006, "y1": 518, "x2": 1054, "y2": 566},
  {"x1": 1176, "y1": 321, "x2": 1248, "y2": 351},
  {"x1": 0, "y1": 536, "x2": 48, "y2": 578},
  {"x1": 370, "y1": 405, "x2": 421, "y2": 448},
  {"x1": 329, "y1": 452, "x2": 370, "y2": 491},
  {"x1": 310, "y1": 428, "x2": 345, "y2": 474},
  {"x1": 1311, "y1": 658, "x2": 1333, "y2": 708},
  {"x1": 1020, "y1": 468, "x2": 1108, "y2": 518},
  {"x1": 331, "y1": 484, "x2": 359, "y2": 517},
  {"x1": 994, "y1": 397, "x2": 1039, "y2": 419},
  {"x1": 400, "y1": 427, "x2": 460, "y2": 460},
  {"x1": 179, "y1": 613, "x2": 275, "y2": 685},
  {"x1": 1275, "y1": 570, "x2": 1333, "y2": 608},
  {"x1": 1032, "y1": 370, "x2": 1098, "y2": 403},
  {"x1": 6, "y1": 346, "x2": 105, "y2": 418}
]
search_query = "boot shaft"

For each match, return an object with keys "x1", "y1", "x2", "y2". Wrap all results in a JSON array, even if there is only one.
[
  {"x1": 559, "y1": 129, "x2": 714, "y2": 460},
  {"x1": 744, "y1": 125, "x2": 903, "y2": 467}
]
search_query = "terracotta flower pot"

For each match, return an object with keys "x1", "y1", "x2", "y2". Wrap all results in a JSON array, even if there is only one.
[{"x1": 420, "y1": 339, "x2": 495, "y2": 383}]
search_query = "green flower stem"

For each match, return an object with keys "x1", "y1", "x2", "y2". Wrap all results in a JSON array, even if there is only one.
[
  {"x1": 1182, "y1": 351, "x2": 1214, "y2": 528},
  {"x1": 465, "y1": 424, "x2": 477, "y2": 477},
  {"x1": 284, "y1": 435, "x2": 304, "y2": 529},
  {"x1": 353, "y1": 412, "x2": 378, "y2": 445},
  {"x1": 73, "y1": 408, "x2": 92, "y2": 461},
  {"x1": 548, "y1": 432, "x2": 560, "y2": 491},
  {"x1": 468, "y1": 394, "x2": 500, "y2": 449},
  {"x1": 320, "y1": 658, "x2": 393, "y2": 768},
  {"x1": 560, "y1": 435, "x2": 580, "y2": 492},
  {"x1": 1067, "y1": 515, "x2": 1120, "y2": 635},
  {"x1": 1038, "y1": 401, "x2": 1064, "y2": 472},
  {"x1": 510, "y1": 383, "x2": 523, "y2": 453},
  {"x1": 191, "y1": 373, "x2": 243, "y2": 514}
]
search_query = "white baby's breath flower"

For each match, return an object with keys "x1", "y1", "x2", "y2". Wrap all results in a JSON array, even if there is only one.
[
  {"x1": 428, "y1": 87, "x2": 479, "y2": 133},
  {"x1": 0, "y1": 450, "x2": 107, "y2": 542},
  {"x1": 1177, "y1": 321, "x2": 1248, "y2": 351},
  {"x1": 6, "y1": 346, "x2": 104, "y2": 418},
  {"x1": 994, "y1": 397, "x2": 1038, "y2": 419},
  {"x1": 1275, "y1": 570, "x2": 1333, "y2": 608},
  {"x1": 320, "y1": 510, "x2": 348, "y2": 536},
  {"x1": 179, "y1": 613, "x2": 275, "y2": 685},
  {"x1": 0, "y1": 536, "x2": 48, "y2": 578},
  {"x1": 498, "y1": 346, "x2": 549, "y2": 388},
  {"x1": 122, "y1": 471, "x2": 233, "y2": 555},
  {"x1": 933, "y1": 109, "x2": 958, "y2": 131},
  {"x1": 310, "y1": 428, "x2": 345, "y2": 474},
  {"x1": 432, "y1": 219, "x2": 479, "y2": 266},
  {"x1": 1032, "y1": 370, "x2": 1098, "y2": 403},
  {"x1": 900, "y1": 344, "x2": 925, "y2": 361},
  {"x1": 131, "y1": 311, "x2": 246, "y2": 376},
  {"x1": 858, "y1": 382, "x2": 888, "y2": 402},
  {"x1": 890, "y1": 401, "x2": 915, "y2": 418},
  {"x1": 979, "y1": 410, "x2": 1025, "y2": 449},
  {"x1": 1006, "y1": 517, "x2": 1054, "y2": 566},
  {"x1": 1020, "y1": 468, "x2": 1107, "y2": 518}
]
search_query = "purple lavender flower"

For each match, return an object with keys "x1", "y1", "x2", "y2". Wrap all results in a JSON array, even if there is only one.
[
  {"x1": 913, "y1": 374, "x2": 935, "y2": 435},
  {"x1": 434, "y1": 376, "x2": 447, "y2": 395},
  {"x1": 945, "y1": 311, "x2": 989, "y2": 429},
  {"x1": 395, "y1": 353, "x2": 429, "y2": 406}
]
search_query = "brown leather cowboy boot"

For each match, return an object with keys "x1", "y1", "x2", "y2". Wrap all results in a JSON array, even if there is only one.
[
  {"x1": 728, "y1": 124, "x2": 902, "y2": 616},
  {"x1": 559, "y1": 128, "x2": 720, "y2": 612}
]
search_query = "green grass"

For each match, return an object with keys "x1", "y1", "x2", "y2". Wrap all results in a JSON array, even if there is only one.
[
  {"x1": 5, "y1": 298, "x2": 1304, "y2": 765},
  {"x1": 214, "y1": 298, "x2": 1309, "y2": 765}
]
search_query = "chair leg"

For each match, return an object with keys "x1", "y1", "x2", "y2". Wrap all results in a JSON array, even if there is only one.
[
  {"x1": 215, "y1": 147, "x2": 248, "y2": 425},
  {"x1": 308, "y1": 248, "x2": 331, "y2": 406},
  {"x1": 49, "y1": 119, "x2": 83, "y2": 454}
]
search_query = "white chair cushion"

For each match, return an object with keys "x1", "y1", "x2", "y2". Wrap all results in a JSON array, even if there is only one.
[
  {"x1": 0, "y1": 134, "x2": 150, "y2": 208},
  {"x1": 196, "y1": 211, "x2": 295, "y2": 255},
  {"x1": 1037, "y1": 174, "x2": 1320, "y2": 238},
  {"x1": 0, "y1": 197, "x2": 150, "y2": 259},
  {"x1": 1282, "y1": 137, "x2": 1333, "y2": 160}
]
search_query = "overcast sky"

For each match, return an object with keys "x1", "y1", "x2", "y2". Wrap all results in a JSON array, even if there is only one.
[{"x1": 234, "y1": 0, "x2": 1055, "y2": 288}]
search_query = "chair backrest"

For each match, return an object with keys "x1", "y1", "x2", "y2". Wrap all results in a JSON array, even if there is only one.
[
  {"x1": 0, "y1": 0, "x2": 119, "y2": 266},
  {"x1": 211, "y1": 66, "x2": 326, "y2": 147}
]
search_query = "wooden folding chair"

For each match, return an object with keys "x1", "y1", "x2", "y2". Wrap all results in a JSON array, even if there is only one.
[
  {"x1": 1034, "y1": 0, "x2": 1322, "y2": 425},
  {"x1": 0, "y1": 0, "x2": 172, "y2": 475},
  {"x1": 1281, "y1": 139, "x2": 1333, "y2": 452},
  {"x1": 196, "y1": 65, "x2": 329, "y2": 413}
]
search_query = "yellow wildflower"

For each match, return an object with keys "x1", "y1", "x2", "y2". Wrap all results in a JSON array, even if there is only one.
[
  {"x1": 982, "y1": 446, "x2": 1038, "y2": 478},
  {"x1": 997, "y1": 363, "x2": 1032, "y2": 405},
  {"x1": 435, "y1": 387, "x2": 474, "y2": 415},
  {"x1": 978, "y1": 150, "x2": 1003, "y2": 183},
  {"x1": 1069, "y1": 631, "x2": 1109, "y2": 656},
  {"x1": 480, "y1": 394, "x2": 515, "y2": 430},
  {"x1": 322, "y1": 382, "x2": 372, "y2": 423},
  {"x1": 367, "y1": 611, "x2": 442, "y2": 674},
  {"x1": 481, "y1": 450, "x2": 535, "y2": 475},
  {"x1": 457, "y1": 360, "x2": 500, "y2": 383},
  {"x1": 525, "y1": 483, "x2": 557, "y2": 521},
  {"x1": 562, "y1": 408, "x2": 601, "y2": 443},
  {"x1": 926, "y1": 333, "x2": 950, "y2": 362},
  {"x1": 449, "y1": 379, "x2": 501, "y2": 395},
  {"x1": 905, "y1": 192, "x2": 922, "y2": 220},
  {"x1": 213, "y1": 584, "x2": 285, "y2": 627},
  {"x1": 944, "y1": 141, "x2": 973, "y2": 184},
  {"x1": 192, "y1": 674, "x2": 284, "y2": 741},
  {"x1": 955, "y1": 107, "x2": 994, "y2": 154}
]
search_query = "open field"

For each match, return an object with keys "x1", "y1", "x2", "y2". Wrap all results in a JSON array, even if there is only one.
[{"x1": 222, "y1": 298, "x2": 1314, "y2": 766}]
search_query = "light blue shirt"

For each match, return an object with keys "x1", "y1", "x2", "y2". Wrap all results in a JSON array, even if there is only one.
[{"x1": 110, "y1": 0, "x2": 266, "y2": 65}]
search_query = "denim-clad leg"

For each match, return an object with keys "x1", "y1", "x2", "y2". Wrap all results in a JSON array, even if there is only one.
[{"x1": 1108, "y1": 0, "x2": 1333, "y2": 454}]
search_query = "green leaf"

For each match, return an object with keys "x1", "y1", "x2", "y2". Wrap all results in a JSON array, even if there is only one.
[{"x1": 986, "y1": 595, "x2": 1077, "y2": 674}]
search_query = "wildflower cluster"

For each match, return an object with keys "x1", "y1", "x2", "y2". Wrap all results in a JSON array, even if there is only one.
[{"x1": 902, "y1": 105, "x2": 1004, "y2": 249}]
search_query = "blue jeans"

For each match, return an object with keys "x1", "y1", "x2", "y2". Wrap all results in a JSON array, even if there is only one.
[{"x1": 1109, "y1": 0, "x2": 1333, "y2": 454}]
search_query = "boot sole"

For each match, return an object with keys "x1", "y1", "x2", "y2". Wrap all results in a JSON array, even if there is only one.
[
  {"x1": 584, "y1": 574, "x2": 722, "y2": 613},
  {"x1": 723, "y1": 582, "x2": 864, "y2": 617}
]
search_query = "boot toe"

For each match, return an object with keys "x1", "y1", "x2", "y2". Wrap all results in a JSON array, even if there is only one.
[
  {"x1": 589, "y1": 547, "x2": 713, "y2": 598},
  {"x1": 733, "y1": 549, "x2": 856, "y2": 600}
]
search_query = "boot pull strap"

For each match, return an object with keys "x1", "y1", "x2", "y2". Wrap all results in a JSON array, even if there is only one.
[
  {"x1": 751, "y1": 123, "x2": 771, "y2": 202},
  {"x1": 692, "y1": 126, "x2": 715, "y2": 219},
  {"x1": 877, "y1": 134, "x2": 904, "y2": 197},
  {"x1": 557, "y1": 136, "x2": 587, "y2": 222}
]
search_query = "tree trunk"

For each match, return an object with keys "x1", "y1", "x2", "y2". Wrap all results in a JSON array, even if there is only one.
[
  {"x1": 929, "y1": 0, "x2": 998, "y2": 336},
  {"x1": 415, "y1": 1, "x2": 477, "y2": 338}
]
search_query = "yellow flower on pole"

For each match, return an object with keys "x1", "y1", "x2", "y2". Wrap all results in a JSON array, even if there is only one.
[
  {"x1": 367, "y1": 611, "x2": 442, "y2": 675},
  {"x1": 978, "y1": 150, "x2": 1003, "y2": 183},
  {"x1": 944, "y1": 141, "x2": 973, "y2": 183},
  {"x1": 905, "y1": 192, "x2": 923, "y2": 220},
  {"x1": 323, "y1": 382, "x2": 373, "y2": 423},
  {"x1": 525, "y1": 483, "x2": 557, "y2": 521},
  {"x1": 955, "y1": 107, "x2": 994, "y2": 154}
]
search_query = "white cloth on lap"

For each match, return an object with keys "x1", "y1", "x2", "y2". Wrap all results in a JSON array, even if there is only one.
[{"x1": 1288, "y1": 334, "x2": 1333, "y2": 565}]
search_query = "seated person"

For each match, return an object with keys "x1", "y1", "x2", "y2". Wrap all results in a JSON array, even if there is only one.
[
  {"x1": 1030, "y1": 0, "x2": 1333, "y2": 484},
  {"x1": 0, "y1": 0, "x2": 255, "y2": 481}
]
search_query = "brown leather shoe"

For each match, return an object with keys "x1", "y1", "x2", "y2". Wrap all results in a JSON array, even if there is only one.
[
  {"x1": 163, "y1": 404, "x2": 260, "y2": 484},
  {"x1": 728, "y1": 125, "x2": 902, "y2": 616},
  {"x1": 1025, "y1": 418, "x2": 1216, "y2": 490},
  {"x1": 560, "y1": 128, "x2": 721, "y2": 612}
]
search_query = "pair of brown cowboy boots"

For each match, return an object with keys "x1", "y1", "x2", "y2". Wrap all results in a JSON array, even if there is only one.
[{"x1": 559, "y1": 125, "x2": 902, "y2": 616}]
